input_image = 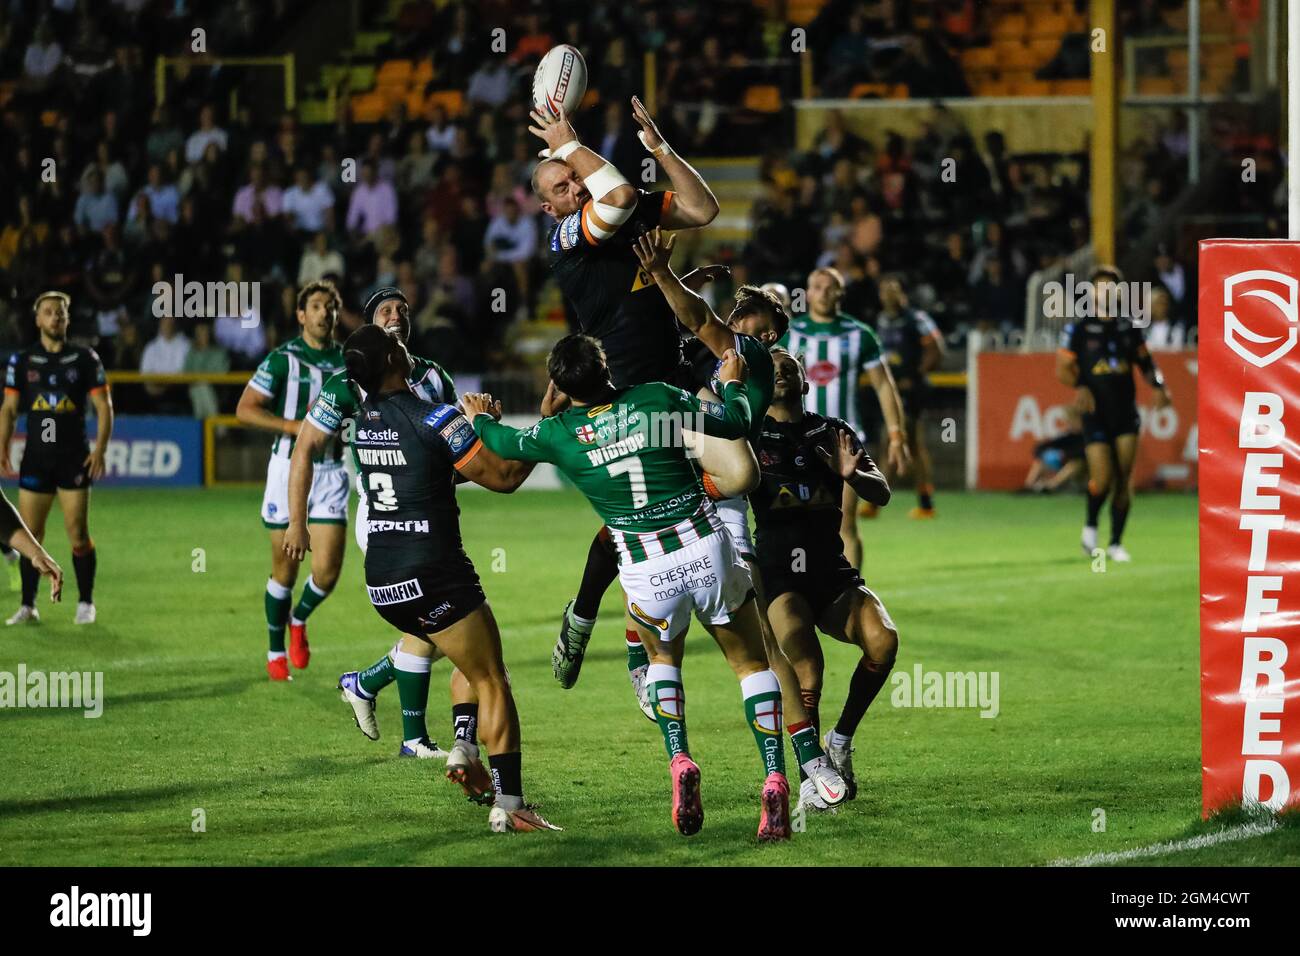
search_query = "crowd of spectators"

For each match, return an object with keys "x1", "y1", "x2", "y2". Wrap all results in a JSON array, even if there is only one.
[{"x1": 0, "y1": 0, "x2": 1285, "y2": 422}]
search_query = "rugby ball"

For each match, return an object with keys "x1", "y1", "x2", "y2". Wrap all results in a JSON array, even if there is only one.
[{"x1": 532, "y1": 44, "x2": 588, "y2": 118}]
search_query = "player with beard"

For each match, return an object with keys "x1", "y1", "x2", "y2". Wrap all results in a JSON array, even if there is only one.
[
  {"x1": 237, "y1": 281, "x2": 347, "y2": 679},
  {"x1": 286, "y1": 288, "x2": 492, "y2": 799},
  {"x1": 530, "y1": 98, "x2": 760, "y2": 709},
  {"x1": 780, "y1": 268, "x2": 908, "y2": 570},
  {"x1": 340, "y1": 325, "x2": 554, "y2": 832},
  {"x1": 752, "y1": 349, "x2": 900, "y2": 808},
  {"x1": 0, "y1": 291, "x2": 112, "y2": 626},
  {"x1": 1056, "y1": 266, "x2": 1171, "y2": 562},
  {"x1": 629, "y1": 226, "x2": 847, "y2": 810}
]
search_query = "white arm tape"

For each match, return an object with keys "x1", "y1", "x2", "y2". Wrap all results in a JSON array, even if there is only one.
[
  {"x1": 583, "y1": 161, "x2": 630, "y2": 203},
  {"x1": 551, "y1": 140, "x2": 580, "y2": 161}
]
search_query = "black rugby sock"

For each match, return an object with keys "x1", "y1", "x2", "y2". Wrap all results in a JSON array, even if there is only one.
[
  {"x1": 573, "y1": 527, "x2": 618, "y2": 621},
  {"x1": 834, "y1": 658, "x2": 894, "y2": 739},
  {"x1": 489, "y1": 751, "x2": 523, "y2": 801},
  {"x1": 1085, "y1": 482, "x2": 1106, "y2": 527},
  {"x1": 452, "y1": 702, "x2": 479, "y2": 744},
  {"x1": 72, "y1": 544, "x2": 96, "y2": 604},
  {"x1": 1109, "y1": 503, "x2": 1130, "y2": 545},
  {"x1": 19, "y1": 557, "x2": 38, "y2": 607}
]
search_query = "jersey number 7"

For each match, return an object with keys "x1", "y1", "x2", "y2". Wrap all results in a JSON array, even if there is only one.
[{"x1": 606, "y1": 457, "x2": 648, "y2": 509}]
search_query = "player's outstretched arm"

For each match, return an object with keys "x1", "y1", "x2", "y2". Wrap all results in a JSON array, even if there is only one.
[
  {"x1": 529, "y1": 106, "x2": 637, "y2": 215},
  {"x1": 0, "y1": 491, "x2": 61, "y2": 601},
  {"x1": 631, "y1": 96, "x2": 719, "y2": 228},
  {"x1": 85, "y1": 385, "x2": 113, "y2": 482},
  {"x1": 463, "y1": 392, "x2": 555, "y2": 466},
  {"x1": 236, "y1": 384, "x2": 301, "y2": 438},
  {"x1": 457, "y1": 442, "x2": 536, "y2": 494},
  {"x1": 866, "y1": 363, "x2": 911, "y2": 474},
  {"x1": 633, "y1": 227, "x2": 734, "y2": 358}
]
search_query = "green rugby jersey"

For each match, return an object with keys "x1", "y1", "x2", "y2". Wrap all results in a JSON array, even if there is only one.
[
  {"x1": 473, "y1": 381, "x2": 751, "y2": 563},
  {"x1": 305, "y1": 355, "x2": 456, "y2": 471},
  {"x1": 704, "y1": 332, "x2": 774, "y2": 446},
  {"x1": 248, "y1": 336, "x2": 346, "y2": 462},
  {"x1": 779, "y1": 313, "x2": 882, "y2": 433}
]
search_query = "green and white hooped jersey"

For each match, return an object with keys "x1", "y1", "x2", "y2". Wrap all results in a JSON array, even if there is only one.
[
  {"x1": 779, "y1": 313, "x2": 882, "y2": 433},
  {"x1": 249, "y1": 336, "x2": 346, "y2": 463},
  {"x1": 305, "y1": 355, "x2": 457, "y2": 472}
]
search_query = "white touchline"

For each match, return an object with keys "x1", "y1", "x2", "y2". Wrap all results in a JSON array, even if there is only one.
[{"x1": 1047, "y1": 820, "x2": 1280, "y2": 867}]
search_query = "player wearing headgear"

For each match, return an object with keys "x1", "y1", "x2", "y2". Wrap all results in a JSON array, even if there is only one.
[
  {"x1": 870, "y1": 276, "x2": 944, "y2": 519},
  {"x1": 286, "y1": 287, "x2": 482, "y2": 778},
  {"x1": 780, "y1": 267, "x2": 908, "y2": 571},
  {"x1": 0, "y1": 290, "x2": 112, "y2": 626},
  {"x1": 752, "y1": 349, "x2": 900, "y2": 807},
  {"x1": 530, "y1": 97, "x2": 762, "y2": 708},
  {"x1": 339, "y1": 325, "x2": 555, "y2": 833},
  {"x1": 236, "y1": 280, "x2": 347, "y2": 680},
  {"x1": 465, "y1": 334, "x2": 797, "y2": 842},
  {"x1": 629, "y1": 226, "x2": 847, "y2": 810},
  {"x1": 1056, "y1": 265, "x2": 1171, "y2": 562}
]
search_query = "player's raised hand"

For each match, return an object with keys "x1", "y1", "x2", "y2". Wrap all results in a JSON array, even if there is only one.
[
  {"x1": 282, "y1": 522, "x2": 311, "y2": 561},
  {"x1": 83, "y1": 447, "x2": 107, "y2": 482},
  {"x1": 31, "y1": 549, "x2": 61, "y2": 603},
  {"x1": 632, "y1": 227, "x2": 675, "y2": 275},
  {"x1": 460, "y1": 392, "x2": 501, "y2": 421},
  {"x1": 528, "y1": 106, "x2": 579, "y2": 158},
  {"x1": 816, "y1": 429, "x2": 866, "y2": 481},
  {"x1": 631, "y1": 96, "x2": 665, "y2": 153},
  {"x1": 718, "y1": 348, "x2": 747, "y2": 384},
  {"x1": 887, "y1": 428, "x2": 912, "y2": 475},
  {"x1": 541, "y1": 380, "x2": 570, "y2": 417}
]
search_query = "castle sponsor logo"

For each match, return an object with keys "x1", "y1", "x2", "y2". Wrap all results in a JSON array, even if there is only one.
[{"x1": 367, "y1": 578, "x2": 425, "y2": 606}]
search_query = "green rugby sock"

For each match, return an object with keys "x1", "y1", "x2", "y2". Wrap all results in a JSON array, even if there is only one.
[
  {"x1": 742, "y1": 670, "x2": 786, "y2": 778},
  {"x1": 626, "y1": 630, "x2": 650, "y2": 670},
  {"x1": 393, "y1": 646, "x2": 432, "y2": 742},
  {"x1": 358, "y1": 644, "x2": 399, "y2": 697},
  {"x1": 788, "y1": 720, "x2": 823, "y2": 780},
  {"x1": 265, "y1": 579, "x2": 292, "y2": 654},
  {"x1": 646, "y1": 663, "x2": 688, "y2": 759},
  {"x1": 290, "y1": 575, "x2": 331, "y2": 625}
]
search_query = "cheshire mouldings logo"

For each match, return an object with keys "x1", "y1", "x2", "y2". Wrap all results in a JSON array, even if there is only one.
[{"x1": 1224, "y1": 270, "x2": 1299, "y2": 368}]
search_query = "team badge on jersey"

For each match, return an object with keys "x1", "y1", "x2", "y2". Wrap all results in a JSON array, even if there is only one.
[
  {"x1": 700, "y1": 401, "x2": 724, "y2": 420},
  {"x1": 575, "y1": 424, "x2": 596, "y2": 444}
]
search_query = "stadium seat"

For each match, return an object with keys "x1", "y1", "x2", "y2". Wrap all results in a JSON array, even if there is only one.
[
  {"x1": 377, "y1": 60, "x2": 413, "y2": 85},
  {"x1": 992, "y1": 14, "x2": 1028, "y2": 39},
  {"x1": 961, "y1": 47, "x2": 998, "y2": 69},
  {"x1": 1010, "y1": 79, "x2": 1054, "y2": 97},
  {"x1": 1051, "y1": 79, "x2": 1091, "y2": 96},
  {"x1": 742, "y1": 84, "x2": 782, "y2": 113},
  {"x1": 425, "y1": 89, "x2": 465, "y2": 116},
  {"x1": 1137, "y1": 76, "x2": 1177, "y2": 95}
]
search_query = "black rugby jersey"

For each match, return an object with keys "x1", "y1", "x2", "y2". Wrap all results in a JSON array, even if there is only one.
[
  {"x1": 353, "y1": 389, "x2": 482, "y2": 576},
  {"x1": 1059, "y1": 318, "x2": 1157, "y2": 414},
  {"x1": 547, "y1": 187, "x2": 682, "y2": 388},
  {"x1": 4, "y1": 344, "x2": 107, "y2": 451}
]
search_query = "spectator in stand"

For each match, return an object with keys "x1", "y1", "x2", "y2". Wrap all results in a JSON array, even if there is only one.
[
  {"x1": 1145, "y1": 287, "x2": 1185, "y2": 350},
  {"x1": 185, "y1": 104, "x2": 228, "y2": 164},
  {"x1": 969, "y1": 256, "x2": 1020, "y2": 332},
  {"x1": 21, "y1": 20, "x2": 64, "y2": 95},
  {"x1": 298, "y1": 231, "x2": 346, "y2": 286},
  {"x1": 281, "y1": 166, "x2": 334, "y2": 235},
  {"x1": 0, "y1": 196, "x2": 48, "y2": 272},
  {"x1": 146, "y1": 104, "x2": 184, "y2": 167},
  {"x1": 397, "y1": 130, "x2": 438, "y2": 197},
  {"x1": 213, "y1": 264, "x2": 266, "y2": 369},
  {"x1": 132, "y1": 164, "x2": 180, "y2": 224},
  {"x1": 74, "y1": 168, "x2": 120, "y2": 236},
  {"x1": 466, "y1": 58, "x2": 513, "y2": 110},
  {"x1": 85, "y1": 223, "x2": 134, "y2": 338},
  {"x1": 346, "y1": 159, "x2": 398, "y2": 241},
  {"x1": 122, "y1": 193, "x2": 154, "y2": 249},
  {"x1": 483, "y1": 196, "x2": 538, "y2": 316},
  {"x1": 232, "y1": 164, "x2": 283, "y2": 227},
  {"x1": 425, "y1": 104, "x2": 458, "y2": 154},
  {"x1": 1153, "y1": 245, "x2": 1186, "y2": 308},
  {"x1": 183, "y1": 320, "x2": 230, "y2": 419},
  {"x1": 81, "y1": 141, "x2": 130, "y2": 203},
  {"x1": 141, "y1": 313, "x2": 190, "y2": 408},
  {"x1": 451, "y1": 194, "x2": 489, "y2": 275}
]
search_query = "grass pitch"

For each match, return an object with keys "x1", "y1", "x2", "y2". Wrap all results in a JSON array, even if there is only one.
[{"x1": 0, "y1": 486, "x2": 1292, "y2": 866}]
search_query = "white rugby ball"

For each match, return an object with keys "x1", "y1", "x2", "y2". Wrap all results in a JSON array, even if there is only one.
[{"x1": 532, "y1": 44, "x2": 588, "y2": 118}]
